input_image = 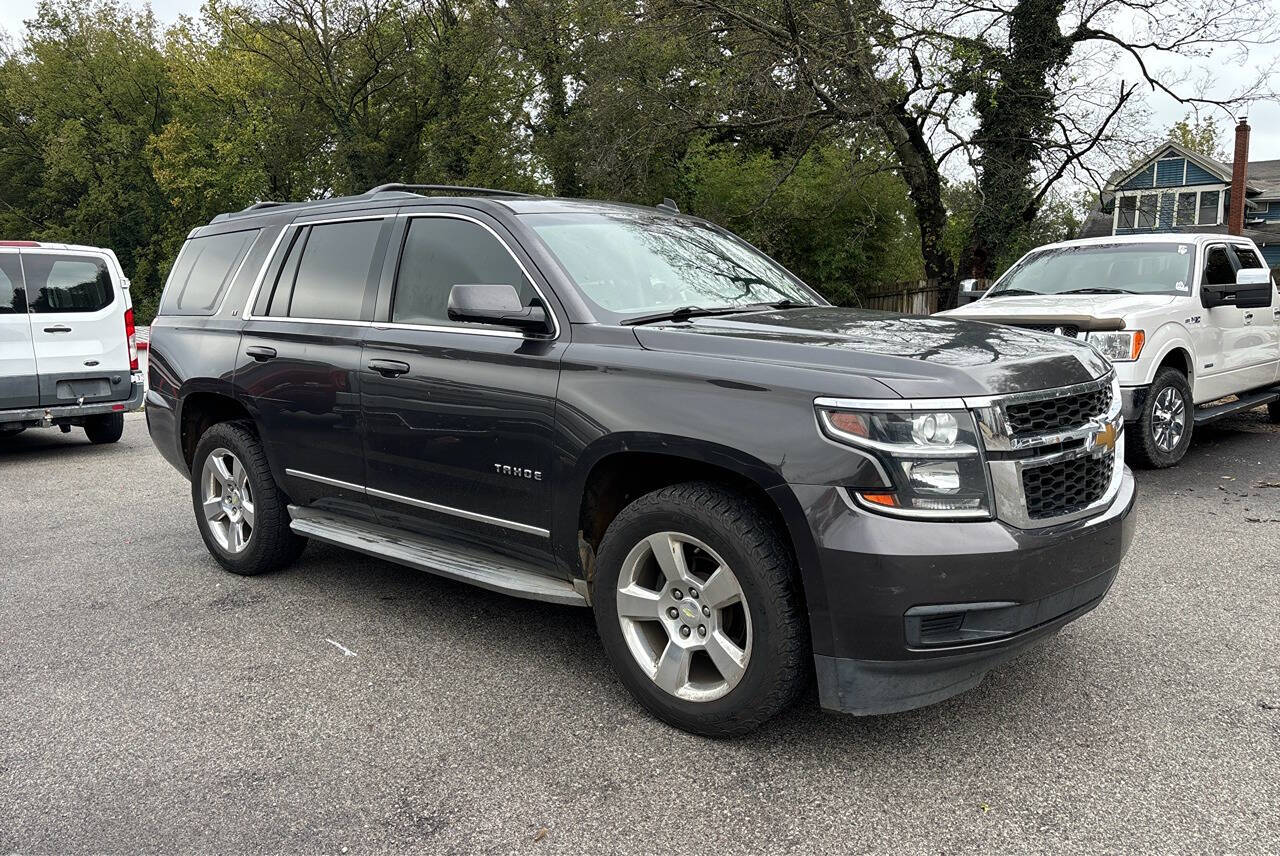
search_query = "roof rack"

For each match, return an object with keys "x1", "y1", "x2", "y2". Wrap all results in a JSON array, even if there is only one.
[
  {"x1": 240, "y1": 200, "x2": 287, "y2": 212},
  {"x1": 364, "y1": 183, "x2": 538, "y2": 198}
]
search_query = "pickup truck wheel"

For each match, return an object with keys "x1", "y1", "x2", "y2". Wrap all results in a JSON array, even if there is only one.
[
  {"x1": 191, "y1": 421, "x2": 305, "y2": 576},
  {"x1": 1130, "y1": 367, "x2": 1193, "y2": 468},
  {"x1": 84, "y1": 412, "x2": 124, "y2": 444},
  {"x1": 591, "y1": 482, "x2": 808, "y2": 737}
]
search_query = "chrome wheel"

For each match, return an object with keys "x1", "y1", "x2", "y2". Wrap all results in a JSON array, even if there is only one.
[
  {"x1": 1151, "y1": 386, "x2": 1187, "y2": 452},
  {"x1": 615, "y1": 532, "x2": 752, "y2": 702},
  {"x1": 201, "y1": 447, "x2": 254, "y2": 554}
]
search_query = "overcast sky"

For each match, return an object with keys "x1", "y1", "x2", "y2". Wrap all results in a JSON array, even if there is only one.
[{"x1": 1, "y1": 0, "x2": 1277, "y2": 168}]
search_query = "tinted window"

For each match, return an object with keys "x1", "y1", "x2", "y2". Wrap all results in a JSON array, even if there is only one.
[
  {"x1": 0, "y1": 254, "x2": 24, "y2": 314},
  {"x1": 392, "y1": 217, "x2": 534, "y2": 326},
  {"x1": 161, "y1": 230, "x2": 258, "y2": 315},
  {"x1": 1203, "y1": 246, "x2": 1234, "y2": 286},
  {"x1": 25, "y1": 254, "x2": 113, "y2": 313},
  {"x1": 1234, "y1": 246, "x2": 1264, "y2": 269},
  {"x1": 265, "y1": 219, "x2": 383, "y2": 321}
]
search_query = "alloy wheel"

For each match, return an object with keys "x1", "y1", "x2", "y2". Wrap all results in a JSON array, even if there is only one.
[
  {"x1": 201, "y1": 447, "x2": 255, "y2": 554},
  {"x1": 615, "y1": 532, "x2": 752, "y2": 702},
  {"x1": 1151, "y1": 386, "x2": 1186, "y2": 452}
]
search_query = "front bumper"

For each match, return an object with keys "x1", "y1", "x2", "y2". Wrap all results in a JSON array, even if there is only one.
[
  {"x1": 0, "y1": 375, "x2": 144, "y2": 427},
  {"x1": 788, "y1": 467, "x2": 1136, "y2": 715}
]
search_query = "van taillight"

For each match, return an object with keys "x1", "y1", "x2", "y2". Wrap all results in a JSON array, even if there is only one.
[{"x1": 125, "y1": 307, "x2": 138, "y2": 370}]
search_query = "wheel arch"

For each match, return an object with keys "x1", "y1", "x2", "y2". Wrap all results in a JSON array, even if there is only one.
[
  {"x1": 176, "y1": 388, "x2": 255, "y2": 474},
  {"x1": 561, "y1": 434, "x2": 825, "y2": 626},
  {"x1": 1142, "y1": 328, "x2": 1195, "y2": 388}
]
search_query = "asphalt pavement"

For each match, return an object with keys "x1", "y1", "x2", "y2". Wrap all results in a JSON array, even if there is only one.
[{"x1": 1, "y1": 411, "x2": 1277, "y2": 854}]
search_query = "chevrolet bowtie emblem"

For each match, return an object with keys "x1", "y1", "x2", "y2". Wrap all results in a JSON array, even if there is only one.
[{"x1": 1090, "y1": 421, "x2": 1118, "y2": 454}]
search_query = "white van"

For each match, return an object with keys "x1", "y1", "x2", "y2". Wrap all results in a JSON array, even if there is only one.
[{"x1": 0, "y1": 241, "x2": 144, "y2": 443}]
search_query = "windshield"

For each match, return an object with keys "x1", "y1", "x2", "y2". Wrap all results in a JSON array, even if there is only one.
[
  {"x1": 988, "y1": 243, "x2": 1196, "y2": 297},
  {"x1": 524, "y1": 211, "x2": 820, "y2": 320}
]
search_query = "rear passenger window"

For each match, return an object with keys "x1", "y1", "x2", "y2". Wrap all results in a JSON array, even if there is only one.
[
  {"x1": 25, "y1": 255, "x2": 113, "y2": 313},
  {"x1": 161, "y1": 230, "x2": 258, "y2": 315},
  {"x1": 392, "y1": 217, "x2": 534, "y2": 326},
  {"x1": 1233, "y1": 247, "x2": 1264, "y2": 269},
  {"x1": 262, "y1": 219, "x2": 383, "y2": 321},
  {"x1": 0, "y1": 255, "x2": 23, "y2": 313}
]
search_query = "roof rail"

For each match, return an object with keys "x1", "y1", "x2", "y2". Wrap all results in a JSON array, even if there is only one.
[
  {"x1": 242, "y1": 200, "x2": 287, "y2": 212},
  {"x1": 364, "y1": 183, "x2": 538, "y2": 198}
]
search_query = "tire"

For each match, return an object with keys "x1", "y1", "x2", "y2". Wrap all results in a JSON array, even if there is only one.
[
  {"x1": 1268, "y1": 399, "x2": 1280, "y2": 424},
  {"x1": 0, "y1": 425, "x2": 24, "y2": 438},
  {"x1": 84, "y1": 412, "x2": 124, "y2": 444},
  {"x1": 1129, "y1": 367, "x2": 1194, "y2": 468},
  {"x1": 591, "y1": 481, "x2": 809, "y2": 737},
  {"x1": 191, "y1": 420, "x2": 305, "y2": 576}
]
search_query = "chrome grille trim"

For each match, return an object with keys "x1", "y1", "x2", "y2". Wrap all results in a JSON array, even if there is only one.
[{"x1": 974, "y1": 373, "x2": 1124, "y2": 529}]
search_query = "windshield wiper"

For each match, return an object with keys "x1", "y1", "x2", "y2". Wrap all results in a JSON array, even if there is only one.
[
  {"x1": 622, "y1": 305, "x2": 759, "y2": 326},
  {"x1": 1059, "y1": 287, "x2": 1139, "y2": 295},
  {"x1": 984, "y1": 288, "x2": 1043, "y2": 298}
]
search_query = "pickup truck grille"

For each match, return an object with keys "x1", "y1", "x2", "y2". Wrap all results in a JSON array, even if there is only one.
[
  {"x1": 1010, "y1": 323, "x2": 1081, "y2": 339},
  {"x1": 1004, "y1": 384, "x2": 1112, "y2": 435},
  {"x1": 1022, "y1": 452, "x2": 1115, "y2": 519}
]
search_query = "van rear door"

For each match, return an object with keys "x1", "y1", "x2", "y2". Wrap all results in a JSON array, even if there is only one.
[
  {"x1": 22, "y1": 248, "x2": 133, "y2": 406},
  {"x1": 0, "y1": 249, "x2": 39, "y2": 410}
]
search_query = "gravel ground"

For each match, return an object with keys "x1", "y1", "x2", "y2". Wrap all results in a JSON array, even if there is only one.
[{"x1": 1, "y1": 410, "x2": 1277, "y2": 854}]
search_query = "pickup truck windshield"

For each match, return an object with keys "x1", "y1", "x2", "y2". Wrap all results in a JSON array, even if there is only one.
[
  {"x1": 524, "y1": 211, "x2": 818, "y2": 319},
  {"x1": 988, "y1": 243, "x2": 1196, "y2": 297}
]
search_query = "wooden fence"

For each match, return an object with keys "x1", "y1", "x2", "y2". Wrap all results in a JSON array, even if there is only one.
[{"x1": 856, "y1": 279, "x2": 952, "y2": 315}]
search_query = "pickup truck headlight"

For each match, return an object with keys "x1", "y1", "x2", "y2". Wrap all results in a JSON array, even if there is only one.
[
  {"x1": 816, "y1": 405, "x2": 991, "y2": 519},
  {"x1": 1087, "y1": 330, "x2": 1145, "y2": 362}
]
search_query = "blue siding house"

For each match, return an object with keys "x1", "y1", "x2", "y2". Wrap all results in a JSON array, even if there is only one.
[{"x1": 1079, "y1": 140, "x2": 1280, "y2": 269}]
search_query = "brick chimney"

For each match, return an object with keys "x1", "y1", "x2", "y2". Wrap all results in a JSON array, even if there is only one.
[{"x1": 1228, "y1": 117, "x2": 1250, "y2": 235}]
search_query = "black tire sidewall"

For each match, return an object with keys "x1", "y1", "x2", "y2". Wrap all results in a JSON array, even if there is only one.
[
  {"x1": 84, "y1": 412, "x2": 124, "y2": 444},
  {"x1": 591, "y1": 488, "x2": 803, "y2": 733},
  {"x1": 190, "y1": 422, "x2": 297, "y2": 575},
  {"x1": 1136, "y1": 369, "x2": 1193, "y2": 468}
]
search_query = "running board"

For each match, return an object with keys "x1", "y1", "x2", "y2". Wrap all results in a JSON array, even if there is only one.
[
  {"x1": 1194, "y1": 388, "x2": 1280, "y2": 426},
  {"x1": 287, "y1": 506, "x2": 586, "y2": 607}
]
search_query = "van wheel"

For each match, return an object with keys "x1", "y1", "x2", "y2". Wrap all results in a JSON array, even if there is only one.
[
  {"x1": 1129, "y1": 367, "x2": 1193, "y2": 468},
  {"x1": 0, "y1": 425, "x2": 24, "y2": 438},
  {"x1": 591, "y1": 482, "x2": 809, "y2": 737},
  {"x1": 84, "y1": 412, "x2": 124, "y2": 444},
  {"x1": 191, "y1": 420, "x2": 305, "y2": 575}
]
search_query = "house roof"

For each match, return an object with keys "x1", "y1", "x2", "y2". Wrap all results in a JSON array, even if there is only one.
[{"x1": 1105, "y1": 141, "x2": 1280, "y2": 198}]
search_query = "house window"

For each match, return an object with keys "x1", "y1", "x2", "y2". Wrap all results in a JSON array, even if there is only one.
[
  {"x1": 1118, "y1": 196, "x2": 1137, "y2": 229},
  {"x1": 1175, "y1": 192, "x2": 1197, "y2": 226},
  {"x1": 1137, "y1": 194, "x2": 1158, "y2": 229},
  {"x1": 1198, "y1": 191, "x2": 1220, "y2": 226}
]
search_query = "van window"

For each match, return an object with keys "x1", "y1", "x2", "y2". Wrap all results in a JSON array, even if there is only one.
[
  {"x1": 161, "y1": 230, "x2": 258, "y2": 315},
  {"x1": 25, "y1": 255, "x2": 113, "y2": 313},
  {"x1": 0, "y1": 255, "x2": 24, "y2": 313},
  {"x1": 263, "y1": 219, "x2": 383, "y2": 321},
  {"x1": 392, "y1": 217, "x2": 534, "y2": 326}
]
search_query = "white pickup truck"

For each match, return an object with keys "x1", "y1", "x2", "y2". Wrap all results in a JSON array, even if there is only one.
[{"x1": 939, "y1": 234, "x2": 1280, "y2": 467}]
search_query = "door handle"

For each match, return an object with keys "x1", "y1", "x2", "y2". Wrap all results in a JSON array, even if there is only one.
[
  {"x1": 245, "y1": 345, "x2": 277, "y2": 361},
  {"x1": 368, "y1": 359, "x2": 410, "y2": 378},
  {"x1": 43, "y1": 325, "x2": 72, "y2": 333}
]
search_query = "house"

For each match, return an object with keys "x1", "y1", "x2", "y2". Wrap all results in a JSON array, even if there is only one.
[{"x1": 1079, "y1": 119, "x2": 1280, "y2": 269}]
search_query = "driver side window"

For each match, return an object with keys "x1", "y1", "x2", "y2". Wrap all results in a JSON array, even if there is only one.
[{"x1": 1202, "y1": 246, "x2": 1234, "y2": 286}]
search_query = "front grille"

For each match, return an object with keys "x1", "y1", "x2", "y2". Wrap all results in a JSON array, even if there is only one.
[
  {"x1": 1013, "y1": 323, "x2": 1081, "y2": 338},
  {"x1": 1004, "y1": 384, "x2": 1112, "y2": 435},
  {"x1": 1022, "y1": 453, "x2": 1114, "y2": 519}
]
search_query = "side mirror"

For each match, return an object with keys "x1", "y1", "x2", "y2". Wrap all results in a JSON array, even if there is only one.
[
  {"x1": 1202, "y1": 269, "x2": 1274, "y2": 310},
  {"x1": 447, "y1": 284, "x2": 551, "y2": 333}
]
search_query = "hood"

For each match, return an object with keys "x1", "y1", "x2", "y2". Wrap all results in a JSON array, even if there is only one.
[
  {"x1": 631, "y1": 307, "x2": 1110, "y2": 399},
  {"x1": 940, "y1": 293, "x2": 1179, "y2": 328}
]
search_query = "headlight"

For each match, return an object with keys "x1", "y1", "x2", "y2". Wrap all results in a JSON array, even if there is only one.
[
  {"x1": 816, "y1": 405, "x2": 991, "y2": 519},
  {"x1": 1087, "y1": 330, "x2": 1145, "y2": 362}
]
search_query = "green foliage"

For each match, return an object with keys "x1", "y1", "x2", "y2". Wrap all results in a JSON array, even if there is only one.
[
  {"x1": 1165, "y1": 113, "x2": 1228, "y2": 161},
  {"x1": 0, "y1": 0, "x2": 1082, "y2": 321}
]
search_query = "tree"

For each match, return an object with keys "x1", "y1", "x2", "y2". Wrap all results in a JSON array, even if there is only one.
[{"x1": 1165, "y1": 112, "x2": 1228, "y2": 161}]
